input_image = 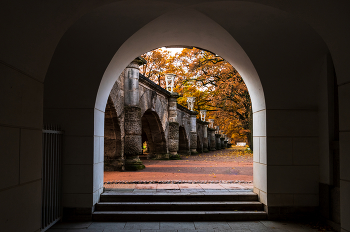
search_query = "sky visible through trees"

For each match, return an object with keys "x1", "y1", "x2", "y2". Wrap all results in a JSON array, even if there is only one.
[{"x1": 140, "y1": 47, "x2": 252, "y2": 146}]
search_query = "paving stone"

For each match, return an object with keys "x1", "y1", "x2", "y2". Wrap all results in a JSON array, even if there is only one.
[
  {"x1": 157, "y1": 184, "x2": 180, "y2": 190},
  {"x1": 219, "y1": 184, "x2": 245, "y2": 190},
  {"x1": 227, "y1": 221, "x2": 269, "y2": 231},
  {"x1": 104, "y1": 230, "x2": 140, "y2": 232},
  {"x1": 136, "y1": 184, "x2": 158, "y2": 189},
  {"x1": 178, "y1": 184, "x2": 203, "y2": 189},
  {"x1": 125, "y1": 222, "x2": 160, "y2": 230},
  {"x1": 51, "y1": 222, "x2": 92, "y2": 229},
  {"x1": 156, "y1": 190, "x2": 181, "y2": 193},
  {"x1": 66, "y1": 229, "x2": 104, "y2": 232},
  {"x1": 160, "y1": 222, "x2": 196, "y2": 230},
  {"x1": 88, "y1": 222, "x2": 126, "y2": 229},
  {"x1": 261, "y1": 221, "x2": 305, "y2": 231},
  {"x1": 46, "y1": 229, "x2": 67, "y2": 232},
  {"x1": 194, "y1": 222, "x2": 231, "y2": 231},
  {"x1": 141, "y1": 230, "x2": 177, "y2": 232},
  {"x1": 198, "y1": 184, "x2": 225, "y2": 190}
]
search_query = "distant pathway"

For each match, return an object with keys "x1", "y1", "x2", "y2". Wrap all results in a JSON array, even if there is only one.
[{"x1": 104, "y1": 147, "x2": 253, "y2": 183}]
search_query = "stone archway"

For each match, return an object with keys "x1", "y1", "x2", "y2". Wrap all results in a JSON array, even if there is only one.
[
  {"x1": 141, "y1": 109, "x2": 167, "y2": 159},
  {"x1": 42, "y1": 0, "x2": 336, "y2": 222},
  {"x1": 197, "y1": 135, "x2": 203, "y2": 153},
  {"x1": 104, "y1": 97, "x2": 123, "y2": 171}
]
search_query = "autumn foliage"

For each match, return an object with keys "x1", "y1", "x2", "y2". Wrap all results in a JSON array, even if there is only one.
[{"x1": 140, "y1": 48, "x2": 252, "y2": 147}]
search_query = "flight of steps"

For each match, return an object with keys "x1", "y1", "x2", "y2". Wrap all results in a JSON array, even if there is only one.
[{"x1": 93, "y1": 191, "x2": 267, "y2": 221}]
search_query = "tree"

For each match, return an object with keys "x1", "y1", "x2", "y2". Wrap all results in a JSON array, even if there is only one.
[{"x1": 140, "y1": 47, "x2": 252, "y2": 147}]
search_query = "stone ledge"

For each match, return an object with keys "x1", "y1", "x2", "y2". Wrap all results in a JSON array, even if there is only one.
[{"x1": 104, "y1": 180, "x2": 253, "y2": 184}]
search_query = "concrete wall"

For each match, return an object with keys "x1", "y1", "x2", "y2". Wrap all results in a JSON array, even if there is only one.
[{"x1": 1, "y1": 1, "x2": 350, "y2": 231}]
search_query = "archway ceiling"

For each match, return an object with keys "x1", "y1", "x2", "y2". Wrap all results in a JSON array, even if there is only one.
[
  {"x1": 2, "y1": 0, "x2": 348, "y2": 83},
  {"x1": 44, "y1": 1, "x2": 329, "y2": 111}
]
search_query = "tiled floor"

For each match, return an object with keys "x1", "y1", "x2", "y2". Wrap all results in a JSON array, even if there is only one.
[{"x1": 48, "y1": 221, "x2": 324, "y2": 231}]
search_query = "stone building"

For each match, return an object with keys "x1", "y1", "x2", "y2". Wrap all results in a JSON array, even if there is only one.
[{"x1": 104, "y1": 61, "x2": 212, "y2": 170}]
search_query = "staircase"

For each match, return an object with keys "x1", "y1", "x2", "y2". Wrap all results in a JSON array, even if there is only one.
[{"x1": 93, "y1": 191, "x2": 267, "y2": 221}]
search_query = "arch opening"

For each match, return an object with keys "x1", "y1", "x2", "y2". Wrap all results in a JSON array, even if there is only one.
[
  {"x1": 44, "y1": 3, "x2": 270, "y2": 213},
  {"x1": 104, "y1": 97, "x2": 123, "y2": 171},
  {"x1": 178, "y1": 126, "x2": 189, "y2": 155},
  {"x1": 141, "y1": 109, "x2": 167, "y2": 159}
]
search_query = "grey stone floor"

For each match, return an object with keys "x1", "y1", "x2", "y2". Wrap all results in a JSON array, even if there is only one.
[{"x1": 48, "y1": 221, "x2": 324, "y2": 232}]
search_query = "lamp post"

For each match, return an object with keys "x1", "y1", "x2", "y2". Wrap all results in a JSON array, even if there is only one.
[
  {"x1": 165, "y1": 74, "x2": 175, "y2": 93},
  {"x1": 187, "y1": 97, "x2": 195, "y2": 111},
  {"x1": 208, "y1": 119, "x2": 214, "y2": 128},
  {"x1": 200, "y1": 110, "x2": 207, "y2": 121}
]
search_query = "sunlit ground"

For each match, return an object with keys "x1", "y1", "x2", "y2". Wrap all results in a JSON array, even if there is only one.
[{"x1": 104, "y1": 147, "x2": 253, "y2": 182}]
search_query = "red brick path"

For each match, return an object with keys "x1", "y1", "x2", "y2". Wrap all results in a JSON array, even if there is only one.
[{"x1": 104, "y1": 147, "x2": 253, "y2": 182}]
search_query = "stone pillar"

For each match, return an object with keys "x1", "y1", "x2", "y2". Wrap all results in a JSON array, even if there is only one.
[
  {"x1": 203, "y1": 123, "x2": 209, "y2": 152},
  {"x1": 168, "y1": 92, "x2": 180, "y2": 159},
  {"x1": 215, "y1": 134, "x2": 221, "y2": 150},
  {"x1": 124, "y1": 58, "x2": 145, "y2": 171},
  {"x1": 190, "y1": 111, "x2": 198, "y2": 154},
  {"x1": 220, "y1": 137, "x2": 225, "y2": 149},
  {"x1": 208, "y1": 128, "x2": 216, "y2": 151}
]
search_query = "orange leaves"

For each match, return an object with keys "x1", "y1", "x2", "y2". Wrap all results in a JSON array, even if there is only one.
[{"x1": 140, "y1": 47, "x2": 252, "y2": 145}]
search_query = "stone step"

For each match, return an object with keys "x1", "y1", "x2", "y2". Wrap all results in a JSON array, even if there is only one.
[
  {"x1": 100, "y1": 192, "x2": 258, "y2": 202},
  {"x1": 95, "y1": 201, "x2": 264, "y2": 211},
  {"x1": 92, "y1": 211, "x2": 268, "y2": 221}
]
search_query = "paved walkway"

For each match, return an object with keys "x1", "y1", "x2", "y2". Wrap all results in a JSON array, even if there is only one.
[
  {"x1": 48, "y1": 221, "x2": 331, "y2": 231},
  {"x1": 104, "y1": 148, "x2": 253, "y2": 182},
  {"x1": 103, "y1": 183, "x2": 253, "y2": 193}
]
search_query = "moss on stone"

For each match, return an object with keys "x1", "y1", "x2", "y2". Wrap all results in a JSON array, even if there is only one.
[
  {"x1": 170, "y1": 154, "x2": 181, "y2": 160},
  {"x1": 125, "y1": 164, "x2": 145, "y2": 171}
]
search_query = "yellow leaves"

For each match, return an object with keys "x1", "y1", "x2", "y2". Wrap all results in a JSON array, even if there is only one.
[{"x1": 141, "y1": 47, "x2": 252, "y2": 144}]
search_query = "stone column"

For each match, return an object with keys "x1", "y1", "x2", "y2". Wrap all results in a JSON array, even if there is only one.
[
  {"x1": 190, "y1": 111, "x2": 198, "y2": 154},
  {"x1": 208, "y1": 128, "x2": 216, "y2": 151},
  {"x1": 203, "y1": 122, "x2": 209, "y2": 152},
  {"x1": 215, "y1": 134, "x2": 221, "y2": 150},
  {"x1": 220, "y1": 137, "x2": 225, "y2": 149},
  {"x1": 124, "y1": 58, "x2": 145, "y2": 171},
  {"x1": 168, "y1": 92, "x2": 180, "y2": 159}
]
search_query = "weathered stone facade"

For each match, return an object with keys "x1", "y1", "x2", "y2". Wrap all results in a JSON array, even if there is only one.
[
  {"x1": 104, "y1": 98, "x2": 124, "y2": 171},
  {"x1": 105, "y1": 60, "x2": 220, "y2": 170}
]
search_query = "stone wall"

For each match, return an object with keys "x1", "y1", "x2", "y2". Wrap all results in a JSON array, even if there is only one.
[{"x1": 106, "y1": 71, "x2": 195, "y2": 163}]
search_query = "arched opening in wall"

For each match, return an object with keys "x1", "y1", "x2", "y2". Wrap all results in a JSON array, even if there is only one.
[
  {"x1": 42, "y1": 1, "x2": 335, "y2": 221},
  {"x1": 141, "y1": 109, "x2": 167, "y2": 160},
  {"x1": 104, "y1": 97, "x2": 123, "y2": 171},
  {"x1": 103, "y1": 47, "x2": 254, "y2": 185},
  {"x1": 178, "y1": 126, "x2": 189, "y2": 155},
  {"x1": 196, "y1": 135, "x2": 203, "y2": 153}
]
